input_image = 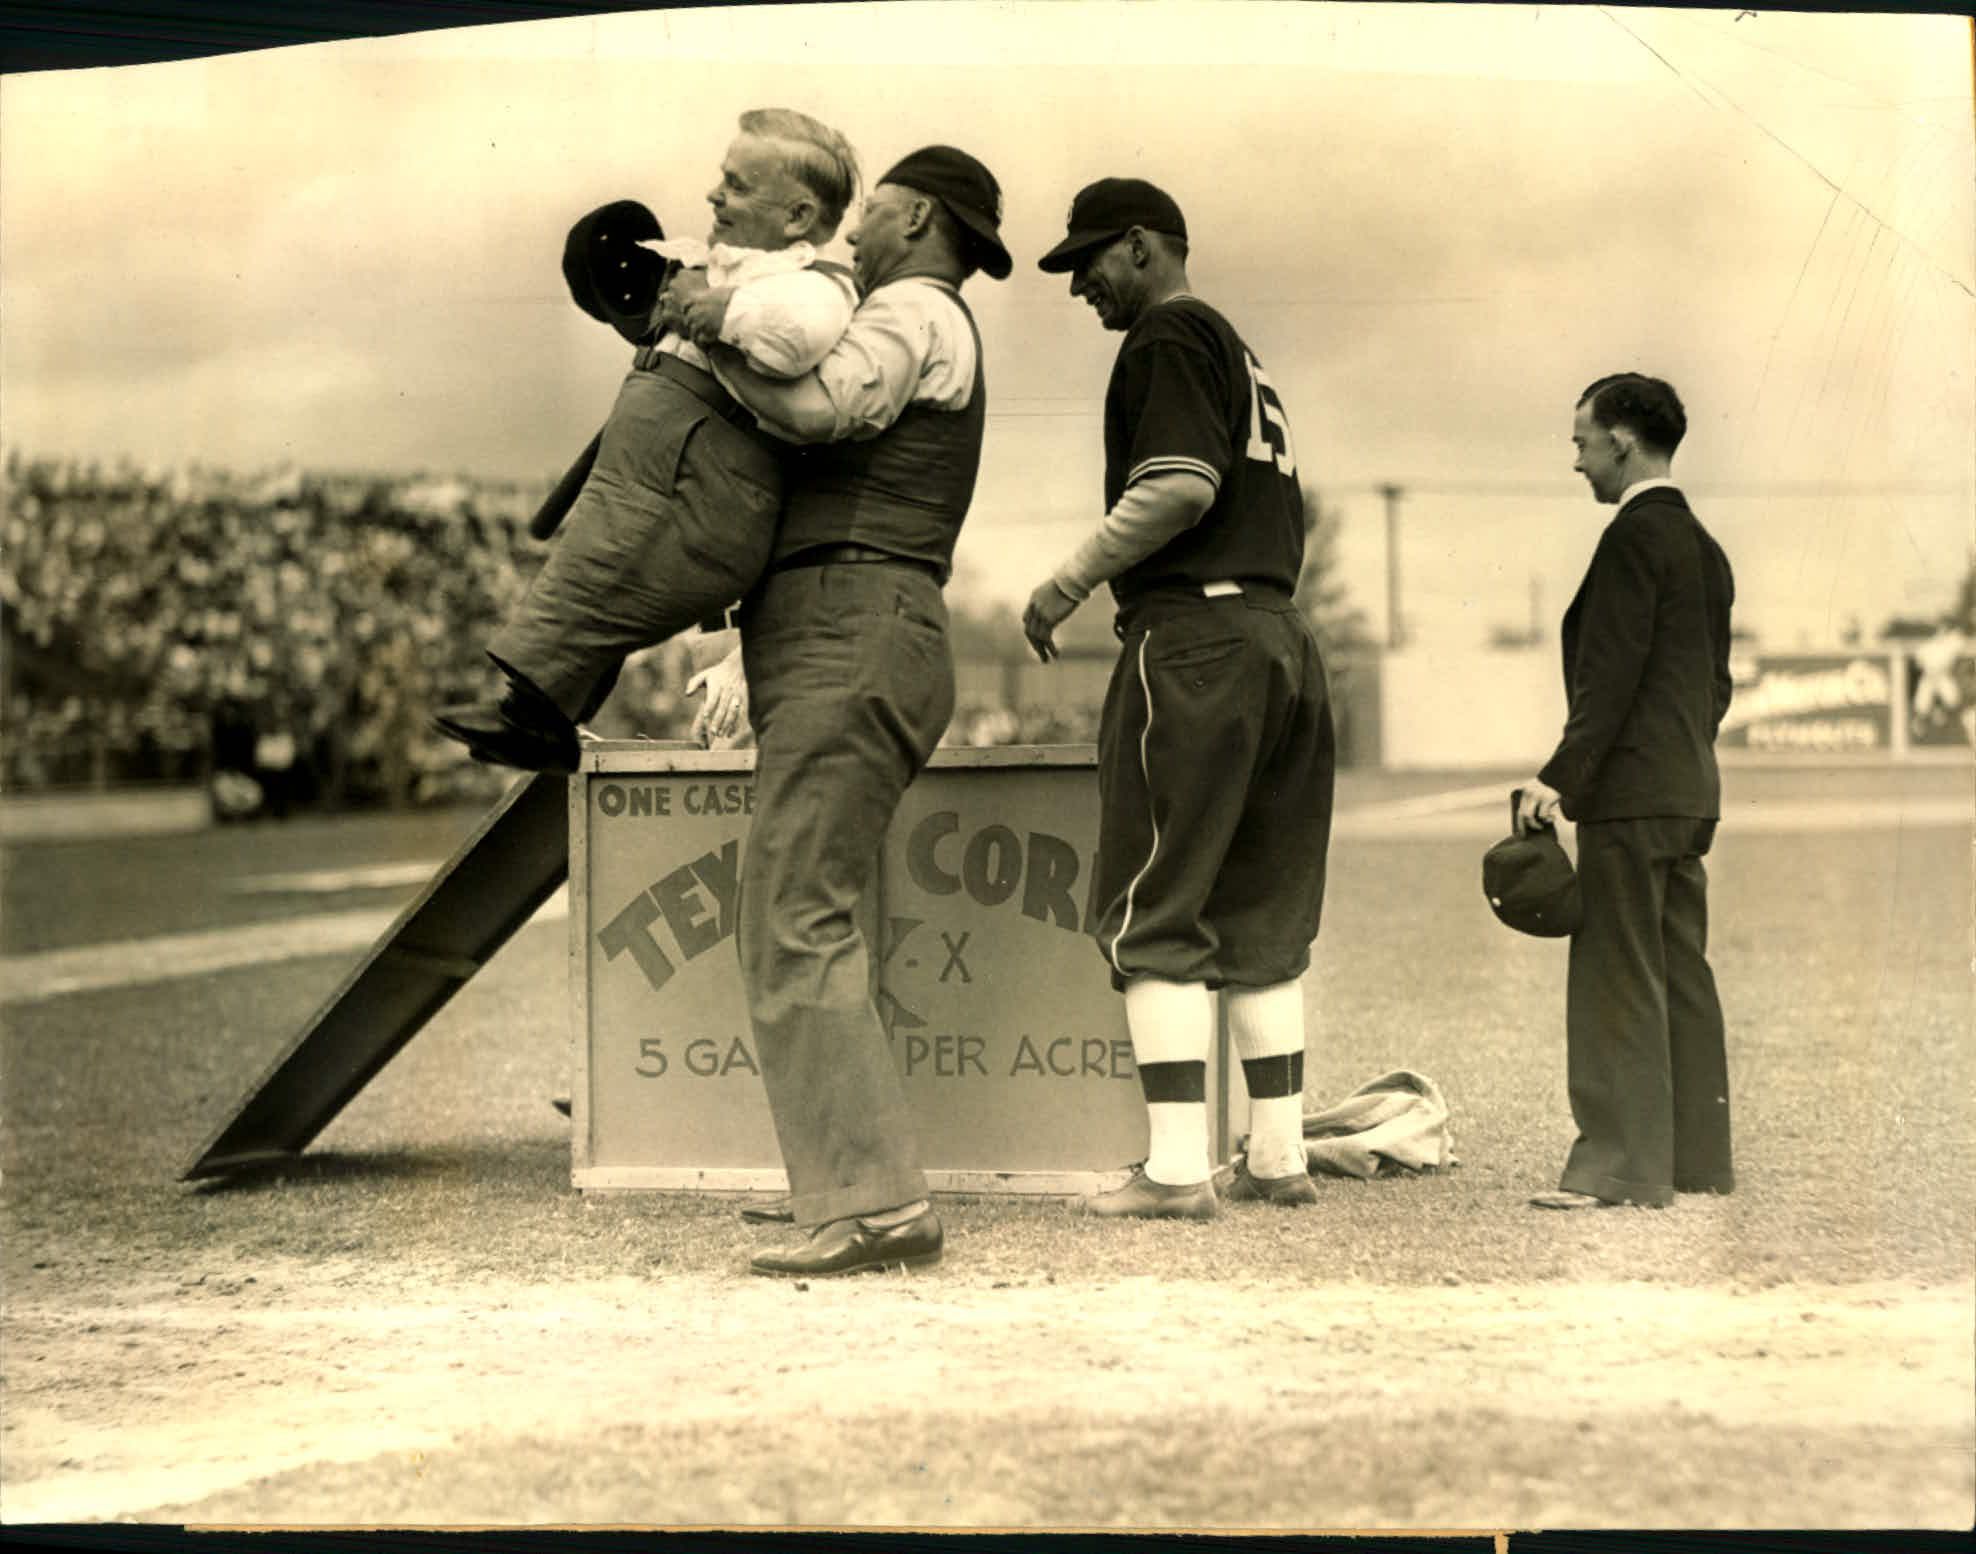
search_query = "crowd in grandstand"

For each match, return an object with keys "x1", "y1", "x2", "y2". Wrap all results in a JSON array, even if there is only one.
[{"x1": 0, "y1": 454, "x2": 1101, "y2": 814}]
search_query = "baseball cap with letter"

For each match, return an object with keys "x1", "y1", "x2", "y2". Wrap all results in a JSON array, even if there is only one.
[
  {"x1": 1037, "y1": 177, "x2": 1188, "y2": 273},
  {"x1": 877, "y1": 145, "x2": 1012, "y2": 280},
  {"x1": 1481, "y1": 791, "x2": 1584, "y2": 938}
]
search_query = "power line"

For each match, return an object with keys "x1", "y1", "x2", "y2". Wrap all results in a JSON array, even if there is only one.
[
  {"x1": 1324, "y1": 480, "x2": 1970, "y2": 497},
  {"x1": 975, "y1": 478, "x2": 1972, "y2": 526}
]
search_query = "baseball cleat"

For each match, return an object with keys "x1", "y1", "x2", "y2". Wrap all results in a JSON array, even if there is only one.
[
  {"x1": 1224, "y1": 1158, "x2": 1320, "y2": 1206},
  {"x1": 1077, "y1": 1167, "x2": 1218, "y2": 1220}
]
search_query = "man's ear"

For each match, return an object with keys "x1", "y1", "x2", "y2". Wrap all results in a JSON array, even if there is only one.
[
  {"x1": 901, "y1": 193, "x2": 936, "y2": 240},
  {"x1": 783, "y1": 194, "x2": 822, "y2": 243}
]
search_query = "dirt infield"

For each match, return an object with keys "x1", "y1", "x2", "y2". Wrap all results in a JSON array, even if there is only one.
[
  {"x1": 6, "y1": 1257, "x2": 1969, "y2": 1528},
  {"x1": 3, "y1": 767, "x2": 1971, "y2": 1529}
]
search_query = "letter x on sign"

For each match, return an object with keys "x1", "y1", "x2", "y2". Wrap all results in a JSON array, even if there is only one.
[{"x1": 939, "y1": 930, "x2": 971, "y2": 984}]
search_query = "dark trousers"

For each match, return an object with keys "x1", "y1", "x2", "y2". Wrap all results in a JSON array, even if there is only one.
[
  {"x1": 1561, "y1": 815, "x2": 1734, "y2": 1206},
  {"x1": 735, "y1": 561, "x2": 955, "y2": 1227},
  {"x1": 488, "y1": 369, "x2": 780, "y2": 720}
]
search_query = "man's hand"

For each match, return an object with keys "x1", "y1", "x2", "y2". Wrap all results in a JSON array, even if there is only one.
[
  {"x1": 652, "y1": 272, "x2": 688, "y2": 335},
  {"x1": 1515, "y1": 778, "x2": 1563, "y2": 836},
  {"x1": 687, "y1": 645, "x2": 749, "y2": 747},
  {"x1": 1022, "y1": 579, "x2": 1080, "y2": 664},
  {"x1": 657, "y1": 269, "x2": 734, "y2": 350}
]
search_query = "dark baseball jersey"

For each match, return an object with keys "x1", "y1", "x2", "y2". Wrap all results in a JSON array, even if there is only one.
[
  {"x1": 1087, "y1": 294, "x2": 1334, "y2": 991},
  {"x1": 1103, "y1": 295, "x2": 1305, "y2": 603}
]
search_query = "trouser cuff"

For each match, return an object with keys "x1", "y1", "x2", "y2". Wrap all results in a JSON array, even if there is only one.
[
  {"x1": 789, "y1": 1168, "x2": 930, "y2": 1230},
  {"x1": 1559, "y1": 1170, "x2": 1675, "y2": 1208}
]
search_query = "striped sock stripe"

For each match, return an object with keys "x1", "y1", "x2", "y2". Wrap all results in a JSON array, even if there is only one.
[
  {"x1": 1138, "y1": 1059, "x2": 1207, "y2": 1105},
  {"x1": 1241, "y1": 1051, "x2": 1305, "y2": 1100}
]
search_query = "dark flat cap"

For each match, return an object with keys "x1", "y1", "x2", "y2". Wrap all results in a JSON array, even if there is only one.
[
  {"x1": 1482, "y1": 794, "x2": 1583, "y2": 938},
  {"x1": 877, "y1": 145, "x2": 1011, "y2": 280}
]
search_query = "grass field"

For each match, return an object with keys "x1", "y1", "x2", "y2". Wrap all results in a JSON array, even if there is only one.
[{"x1": 2, "y1": 764, "x2": 1971, "y2": 1529}]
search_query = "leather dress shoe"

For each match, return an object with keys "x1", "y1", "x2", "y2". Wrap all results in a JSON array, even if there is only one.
[
  {"x1": 1224, "y1": 1159, "x2": 1320, "y2": 1206},
  {"x1": 749, "y1": 1207, "x2": 943, "y2": 1277},
  {"x1": 433, "y1": 699, "x2": 580, "y2": 774},
  {"x1": 1078, "y1": 1167, "x2": 1218, "y2": 1220},
  {"x1": 740, "y1": 1197, "x2": 794, "y2": 1224},
  {"x1": 1529, "y1": 1189, "x2": 1616, "y2": 1210}
]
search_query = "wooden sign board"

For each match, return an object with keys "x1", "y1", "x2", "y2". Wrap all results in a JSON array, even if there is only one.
[{"x1": 570, "y1": 744, "x2": 1236, "y2": 1195}]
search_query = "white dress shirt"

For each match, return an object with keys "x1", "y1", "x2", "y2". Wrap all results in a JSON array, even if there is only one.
[
  {"x1": 1617, "y1": 476, "x2": 1681, "y2": 508},
  {"x1": 808, "y1": 276, "x2": 978, "y2": 442}
]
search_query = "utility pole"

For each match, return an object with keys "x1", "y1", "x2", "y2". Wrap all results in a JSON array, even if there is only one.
[{"x1": 1379, "y1": 483, "x2": 1405, "y2": 651}]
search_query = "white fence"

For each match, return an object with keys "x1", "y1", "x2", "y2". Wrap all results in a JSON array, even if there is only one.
[{"x1": 1379, "y1": 643, "x2": 1974, "y2": 769}]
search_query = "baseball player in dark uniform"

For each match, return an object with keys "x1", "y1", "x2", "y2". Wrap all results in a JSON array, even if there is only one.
[{"x1": 1024, "y1": 178, "x2": 1335, "y2": 1219}]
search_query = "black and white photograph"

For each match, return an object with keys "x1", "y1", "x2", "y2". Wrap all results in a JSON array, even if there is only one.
[{"x1": 2, "y1": 0, "x2": 1971, "y2": 1532}]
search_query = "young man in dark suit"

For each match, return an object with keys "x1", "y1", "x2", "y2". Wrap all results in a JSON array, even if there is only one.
[{"x1": 1518, "y1": 373, "x2": 1737, "y2": 1210}]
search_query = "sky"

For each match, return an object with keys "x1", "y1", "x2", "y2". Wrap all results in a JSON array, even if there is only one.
[{"x1": 2, "y1": 2, "x2": 1972, "y2": 649}]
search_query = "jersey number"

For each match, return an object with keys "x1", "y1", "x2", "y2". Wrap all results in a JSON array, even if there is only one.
[{"x1": 1243, "y1": 355, "x2": 1297, "y2": 477}]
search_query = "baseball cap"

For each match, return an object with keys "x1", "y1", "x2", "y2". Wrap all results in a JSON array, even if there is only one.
[
  {"x1": 876, "y1": 145, "x2": 1011, "y2": 280},
  {"x1": 562, "y1": 199, "x2": 668, "y2": 344},
  {"x1": 1481, "y1": 795, "x2": 1584, "y2": 938},
  {"x1": 1037, "y1": 177, "x2": 1188, "y2": 273}
]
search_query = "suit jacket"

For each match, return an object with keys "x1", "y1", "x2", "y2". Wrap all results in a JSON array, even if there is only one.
[{"x1": 1539, "y1": 486, "x2": 1735, "y2": 822}]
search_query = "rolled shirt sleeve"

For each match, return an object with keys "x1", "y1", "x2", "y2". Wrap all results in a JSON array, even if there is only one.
[{"x1": 810, "y1": 278, "x2": 977, "y2": 441}]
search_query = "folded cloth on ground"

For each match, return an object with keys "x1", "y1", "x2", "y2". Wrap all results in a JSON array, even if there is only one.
[{"x1": 1285, "y1": 1069, "x2": 1458, "y2": 1179}]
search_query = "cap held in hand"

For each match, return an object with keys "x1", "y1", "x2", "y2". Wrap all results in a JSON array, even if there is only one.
[
  {"x1": 563, "y1": 199, "x2": 670, "y2": 344},
  {"x1": 1482, "y1": 790, "x2": 1584, "y2": 938}
]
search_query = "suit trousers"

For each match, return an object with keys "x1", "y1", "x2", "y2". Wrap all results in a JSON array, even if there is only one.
[
  {"x1": 488, "y1": 368, "x2": 781, "y2": 721},
  {"x1": 735, "y1": 561, "x2": 955, "y2": 1228},
  {"x1": 1561, "y1": 815, "x2": 1735, "y2": 1206}
]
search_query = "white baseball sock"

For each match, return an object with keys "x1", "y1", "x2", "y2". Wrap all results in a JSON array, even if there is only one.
[
  {"x1": 1124, "y1": 977, "x2": 1213, "y2": 1187},
  {"x1": 1228, "y1": 979, "x2": 1309, "y2": 1180}
]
